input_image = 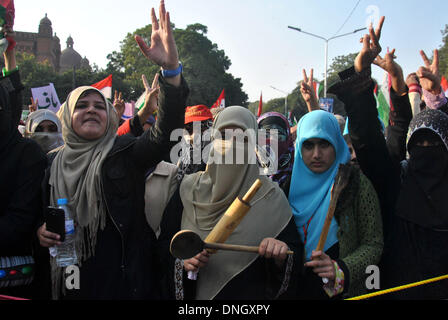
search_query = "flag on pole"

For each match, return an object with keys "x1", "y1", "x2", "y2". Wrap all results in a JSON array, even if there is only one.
[
  {"x1": 211, "y1": 89, "x2": 225, "y2": 109},
  {"x1": 257, "y1": 92, "x2": 263, "y2": 117},
  {"x1": 134, "y1": 91, "x2": 158, "y2": 118},
  {"x1": 313, "y1": 81, "x2": 324, "y2": 100},
  {"x1": 135, "y1": 92, "x2": 146, "y2": 111},
  {"x1": 0, "y1": 0, "x2": 14, "y2": 28},
  {"x1": 374, "y1": 72, "x2": 392, "y2": 128},
  {"x1": 91, "y1": 74, "x2": 112, "y2": 99},
  {"x1": 441, "y1": 75, "x2": 448, "y2": 97}
]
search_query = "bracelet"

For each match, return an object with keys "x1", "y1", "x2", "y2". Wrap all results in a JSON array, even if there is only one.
[
  {"x1": 2, "y1": 66, "x2": 19, "y2": 77},
  {"x1": 161, "y1": 62, "x2": 182, "y2": 78}
]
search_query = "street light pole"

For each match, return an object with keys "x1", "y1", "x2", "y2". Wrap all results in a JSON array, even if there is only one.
[
  {"x1": 287, "y1": 26, "x2": 366, "y2": 98},
  {"x1": 270, "y1": 85, "x2": 288, "y2": 117}
]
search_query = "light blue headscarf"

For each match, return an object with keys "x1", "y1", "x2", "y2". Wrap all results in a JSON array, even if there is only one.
[{"x1": 288, "y1": 110, "x2": 350, "y2": 260}]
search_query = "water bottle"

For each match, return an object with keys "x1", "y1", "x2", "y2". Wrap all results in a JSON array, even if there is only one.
[{"x1": 55, "y1": 198, "x2": 78, "y2": 267}]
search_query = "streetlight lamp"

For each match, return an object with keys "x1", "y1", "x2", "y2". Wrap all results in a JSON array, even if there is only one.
[
  {"x1": 287, "y1": 26, "x2": 366, "y2": 97},
  {"x1": 270, "y1": 85, "x2": 288, "y2": 117}
]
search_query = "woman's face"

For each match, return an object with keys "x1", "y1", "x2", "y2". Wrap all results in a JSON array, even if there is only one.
[
  {"x1": 35, "y1": 120, "x2": 58, "y2": 133},
  {"x1": 72, "y1": 92, "x2": 108, "y2": 140},
  {"x1": 301, "y1": 138, "x2": 336, "y2": 173}
]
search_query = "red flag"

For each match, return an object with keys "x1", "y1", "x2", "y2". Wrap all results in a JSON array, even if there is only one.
[
  {"x1": 211, "y1": 89, "x2": 225, "y2": 109},
  {"x1": 0, "y1": 0, "x2": 15, "y2": 29},
  {"x1": 441, "y1": 76, "x2": 448, "y2": 96},
  {"x1": 91, "y1": 74, "x2": 112, "y2": 99},
  {"x1": 257, "y1": 92, "x2": 263, "y2": 117}
]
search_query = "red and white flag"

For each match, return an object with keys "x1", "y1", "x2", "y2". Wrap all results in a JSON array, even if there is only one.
[
  {"x1": 91, "y1": 74, "x2": 112, "y2": 99},
  {"x1": 211, "y1": 89, "x2": 225, "y2": 109}
]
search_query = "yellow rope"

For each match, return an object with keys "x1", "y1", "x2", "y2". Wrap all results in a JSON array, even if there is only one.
[{"x1": 345, "y1": 274, "x2": 448, "y2": 300}]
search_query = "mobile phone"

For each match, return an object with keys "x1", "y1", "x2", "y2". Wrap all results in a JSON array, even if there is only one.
[{"x1": 45, "y1": 206, "x2": 66, "y2": 242}]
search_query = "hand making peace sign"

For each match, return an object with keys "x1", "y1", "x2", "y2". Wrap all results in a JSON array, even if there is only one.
[
  {"x1": 354, "y1": 16, "x2": 385, "y2": 73},
  {"x1": 417, "y1": 49, "x2": 441, "y2": 95}
]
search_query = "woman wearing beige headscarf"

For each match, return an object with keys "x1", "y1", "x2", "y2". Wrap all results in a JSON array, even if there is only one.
[
  {"x1": 36, "y1": 1, "x2": 189, "y2": 299},
  {"x1": 160, "y1": 106, "x2": 303, "y2": 300}
]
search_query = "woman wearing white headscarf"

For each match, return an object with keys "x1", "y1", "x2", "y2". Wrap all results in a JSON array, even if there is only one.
[
  {"x1": 159, "y1": 106, "x2": 302, "y2": 300},
  {"x1": 24, "y1": 109, "x2": 64, "y2": 154},
  {"x1": 36, "y1": 1, "x2": 189, "y2": 299}
]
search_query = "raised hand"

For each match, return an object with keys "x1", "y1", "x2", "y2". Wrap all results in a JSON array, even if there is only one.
[
  {"x1": 406, "y1": 72, "x2": 420, "y2": 87},
  {"x1": 2, "y1": 26, "x2": 16, "y2": 71},
  {"x1": 354, "y1": 16, "x2": 385, "y2": 73},
  {"x1": 373, "y1": 48, "x2": 406, "y2": 95},
  {"x1": 373, "y1": 48, "x2": 400, "y2": 76},
  {"x1": 143, "y1": 73, "x2": 160, "y2": 114},
  {"x1": 29, "y1": 97, "x2": 38, "y2": 113},
  {"x1": 138, "y1": 73, "x2": 160, "y2": 125},
  {"x1": 300, "y1": 68, "x2": 319, "y2": 112},
  {"x1": 113, "y1": 90, "x2": 125, "y2": 120},
  {"x1": 135, "y1": 0, "x2": 179, "y2": 70},
  {"x1": 417, "y1": 49, "x2": 441, "y2": 95}
]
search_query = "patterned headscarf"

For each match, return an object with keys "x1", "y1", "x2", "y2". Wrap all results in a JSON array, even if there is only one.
[{"x1": 257, "y1": 112, "x2": 295, "y2": 185}]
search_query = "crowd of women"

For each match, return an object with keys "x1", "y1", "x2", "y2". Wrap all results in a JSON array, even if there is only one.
[{"x1": 1, "y1": 2, "x2": 447, "y2": 300}]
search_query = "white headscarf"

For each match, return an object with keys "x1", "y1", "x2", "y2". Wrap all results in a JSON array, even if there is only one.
[{"x1": 25, "y1": 109, "x2": 64, "y2": 153}]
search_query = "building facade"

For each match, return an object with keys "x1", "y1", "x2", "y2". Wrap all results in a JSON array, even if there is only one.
[{"x1": 15, "y1": 14, "x2": 90, "y2": 73}]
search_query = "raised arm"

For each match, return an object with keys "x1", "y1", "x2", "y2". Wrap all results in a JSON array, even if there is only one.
[
  {"x1": 130, "y1": 0, "x2": 189, "y2": 170},
  {"x1": 135, "y1": 0, "x2": 181, "y2": 88},
  {"x1": 417, "y1": 49, "x2": 448, "y2": 113},
  {"x1": 327, "y1": 17, "x2": 401, "y2": 240},
  {"x1": 373, "y1": 49, "x2": 412, "y2": 163},
  {"x1": 300, "y1": 68, "x2": 320, "y2": 112}
]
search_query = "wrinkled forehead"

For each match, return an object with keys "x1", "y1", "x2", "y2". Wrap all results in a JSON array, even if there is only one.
[
  {"x1": 67, "y1": 86, "x2": 106, "y2": 111},
  {"x1": 76, "y1": 90, "x2": 106, "y2": 105}
]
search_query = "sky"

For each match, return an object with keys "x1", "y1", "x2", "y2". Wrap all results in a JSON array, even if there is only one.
[{"x1": 14, "y1": 0, "x2": 448, "y2": 103}]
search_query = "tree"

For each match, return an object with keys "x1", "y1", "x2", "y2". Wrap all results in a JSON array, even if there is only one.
[
  {"x1": 108, "y1": 22, "x2": 248, "y2": 106},
  {"x1": 326, "y1": 52, "x2": 358, "y2": 88},
  {"x1": 438, "y1": 24, "x2": 448, "y2": 77}
]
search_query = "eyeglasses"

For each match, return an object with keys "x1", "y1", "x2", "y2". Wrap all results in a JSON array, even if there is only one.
[{"x1": 184, "y1": 120, "x2": 213, "y2": 135}]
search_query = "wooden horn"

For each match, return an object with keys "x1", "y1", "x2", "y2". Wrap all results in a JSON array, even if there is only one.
[{"x1": 204, "y1": 179, "x2": 263, "y2": 253}]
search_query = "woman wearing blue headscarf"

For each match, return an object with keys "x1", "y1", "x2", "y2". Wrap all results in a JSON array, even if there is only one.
[{"x1": 287, "y1": 110, "x2": 383, "y2": 299}]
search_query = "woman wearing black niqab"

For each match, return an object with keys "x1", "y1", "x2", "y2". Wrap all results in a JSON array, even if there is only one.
[{"x1": 386, "y1": 109, "x2": 448, "y2": 299}]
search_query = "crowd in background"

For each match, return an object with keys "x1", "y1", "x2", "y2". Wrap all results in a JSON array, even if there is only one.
[{"x1": 1, "y1": 1, "x2": 447, "y2": 301}]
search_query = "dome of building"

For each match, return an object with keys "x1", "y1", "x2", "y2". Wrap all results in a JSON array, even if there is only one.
[
  {"x1": 60, "y1": 35, "x2": 82, "y2": 72},
  {"x1": 39, "y1": 13, "x2": 52, "y2": 26},
  {"x1": 38, "y1": 14, "x2": 52, "y2": 37}
]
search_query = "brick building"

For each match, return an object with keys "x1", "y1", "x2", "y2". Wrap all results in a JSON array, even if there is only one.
[{"x1": 15, "y1": 14, "x2": 90, "y2": 73}]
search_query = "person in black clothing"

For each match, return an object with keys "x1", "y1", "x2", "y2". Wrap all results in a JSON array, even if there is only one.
[
  {"x1": 0, "y1": 27, "x2": 47, "y2": 299},
  {"x1": 328, "y1": 16, "x2": 448, "y2": 299},
  {"x1": 35, "y1": 0, "x2": 189, "y2": 300}
]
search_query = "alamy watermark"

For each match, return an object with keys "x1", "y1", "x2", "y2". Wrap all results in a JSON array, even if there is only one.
[{"x1": 169, "y1": 122, "x2": 280, "y2": 175}]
